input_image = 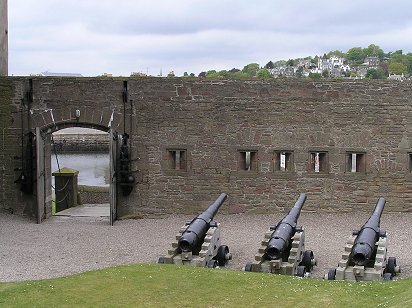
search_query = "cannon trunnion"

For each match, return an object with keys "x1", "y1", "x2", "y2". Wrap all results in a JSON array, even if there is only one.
[
  {"x1": 326, "y1": 197, "x2": 401, "y2": 281},
  {"x1": 158, "y1": 193, "x2": 231, "y2": 268},
  {"x1": 244, "y1": 193, "x2": 316, "y2": 277}
]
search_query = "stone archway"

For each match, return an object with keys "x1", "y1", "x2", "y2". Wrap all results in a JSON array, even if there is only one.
[{"x1": 35, "y1": 121, "x2": 119, "y2": 224}]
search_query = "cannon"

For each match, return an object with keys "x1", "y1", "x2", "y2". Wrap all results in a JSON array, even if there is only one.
[
  {"x1": 244, "y1": 193, "x2": 316, "y2": 277},
  {"x1": 326, "y1": 197, "x2": 401, "y2": 281},
  {"x1": 158, "y1": 193, "x2": 232, "y2": 268}
]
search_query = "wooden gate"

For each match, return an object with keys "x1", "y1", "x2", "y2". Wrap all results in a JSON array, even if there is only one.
[{"x1": 109, "y1": 130, "x2": 119, "y2": 225}]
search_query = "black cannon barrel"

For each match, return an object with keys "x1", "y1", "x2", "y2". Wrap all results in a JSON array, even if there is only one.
[
  {"x1": 350, "y1": 197, "x2": 386, "y2": 266},
  {"x1": 265, "y1": 193, "x2": 307, "y2": 260},
  {"x1": 178, "y1": 193, "x2": 227, "y2": 253}
]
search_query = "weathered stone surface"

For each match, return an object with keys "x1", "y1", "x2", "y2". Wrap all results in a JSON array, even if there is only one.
[
  {"x1": 52, "y1": 134, "x2": 109, "y2": 153},
  {"x1": 2, "y1": 77, "x2": 412, "y2": 218},
  {"x1": 78, "y1": 185, "x2": 109, "y2": 204}
]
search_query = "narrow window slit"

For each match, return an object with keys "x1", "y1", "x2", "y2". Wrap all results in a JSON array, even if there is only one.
[
  {"x1": 346, "y1": 152, "x2": 366, "y2": 173},
  {"x1": 274, "y1": 151, "x2": 293, "y2": 171},
  {"x1": 239, "y1": 150, "x2": 257, "y2": 171}
]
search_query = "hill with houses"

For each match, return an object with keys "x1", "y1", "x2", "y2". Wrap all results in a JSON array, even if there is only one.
[{"x1": 191, "y1": 45, "x2": 412, "y2": 81}]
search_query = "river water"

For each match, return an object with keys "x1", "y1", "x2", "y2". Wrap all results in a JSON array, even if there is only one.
[{"x1": 51, "y1": 153, "x2": 110, "y2": 187}]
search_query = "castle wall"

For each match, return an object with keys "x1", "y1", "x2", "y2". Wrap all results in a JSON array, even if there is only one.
[{"x1": 1, "y1": 77, "x2": 412, "y2": 217}]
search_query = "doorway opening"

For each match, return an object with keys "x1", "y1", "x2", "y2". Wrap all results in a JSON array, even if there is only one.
[
  {"x1": 50, "y1": 127, "x2": 110, "y2": 218},
  {"x1": 35, "y1": 123, "x2": 120, "y2": 225}
]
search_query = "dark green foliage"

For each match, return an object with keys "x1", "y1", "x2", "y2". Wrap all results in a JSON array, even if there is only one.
[
  {"x1": 309, "y1": 72, "x2": 321, "y2": 79},
  {"x1": 242, "y1": 63, "x2": 260, "y2": 77},
  {"x1": 363, "y1": 44, "x2": 384, "y2": 59},
  {"x1": 257, "y1": 68, "x2": 271, "y2": 78},
  {"x1": 366, "y1": 68, "x2": 387, "y2": 79},
  {"x1": 206, "y1": 70, "x2": 219, "y2": 78},
  {"x1": 327, "y1": 50, "x2": 346, "y2": 58},
  {"x1": 346, "y1": 47, "x2": 365, "y2": 63},
  {"x1": 388, "y1": 61, "x2": 408, "y2": 75}
]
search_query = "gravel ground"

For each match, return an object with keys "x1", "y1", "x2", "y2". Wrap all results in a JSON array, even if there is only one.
[{"x1": 1, "y1": 212, "x2": 411, "y2": 282}]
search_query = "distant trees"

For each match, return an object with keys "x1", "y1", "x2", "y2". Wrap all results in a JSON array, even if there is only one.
[
  {"x1": 274, "y1": 60, "x2": 286, "y2": 67},
  {"x1": 366, "y1": 68, "x2": 386, "y2": 79},
  {"x1": 197, "y1": 63, "x2": 271, "y2": 79},
  {"x1": 206, "y1": 70, "x2": 219, "y2": 78},
  {"x1": 188, "y1": 44, "x2": 412, "y2": 79},
  {"x1": 286, "y1": 59, "x2": 295, "y2": 66},
  {"x1": 388, "y1": 61, "x2": 408, "y2": 75},
  {"x1": 217, "y1": 70, "x2": 230, "y2": 78},
  {"x1": 311, "y1": 56, "x2": 319, "y2": 66},
  {"x1": 336, "y1": 44, "x2": 385, "y2": 63},
  {"x1": 387, "y1": 51, "x2": 412, "y2": 75},
  {"x1": 363, "y1": 44, "x2": 384, "y2": 59},
  {"x1": 309, "y1": 72, "x2": 321, "y2": 79},
  {"x1": 242, "y1": 63, "x2": 260, "y2": 77},
  {"x1": 327, "y1": 50, "x2": 345, "y2": 58},
  {"x1": 257, "y1": 68, "x2": 271, "y2": 79},
  {"x1": 346, "y1": 47, "x2": 364, "y2": 63}
]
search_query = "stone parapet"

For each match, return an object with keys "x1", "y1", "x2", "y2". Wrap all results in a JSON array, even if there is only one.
[
  {"x1": 52, "y1": 134, "x2": 109, "y2": 153},
  {"x1": 2, "y1": 77, "x2": 412, "y2": 217},
  {"x1": 77, "y1": 185, "x2": 109, "y2": 204}
]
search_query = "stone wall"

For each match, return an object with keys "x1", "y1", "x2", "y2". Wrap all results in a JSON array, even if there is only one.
[
  {"x1": 126, "y1": 79, "x2": 412, "y2": 216},
  {"x1": 2, "y1": 77, "x2": 412, "y2": 218},
  {"x1": 78, "y1": 185, "x2": 109, "y2": 204},
  {"x1": 52, "y1": 134, "x2": 109, "y2": 153},
  {"x1": 0, "y1": 77, "x2": 13, "y2": 212},
  {"x1": 0, "y1": 77, "x2": 36, "y2": 215}
]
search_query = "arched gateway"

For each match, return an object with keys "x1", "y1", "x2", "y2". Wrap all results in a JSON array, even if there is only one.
[
  {"x1": 35, "y1": 122, "x2": 124, "y2": 225},
  {"x1": 34, "y1": 120, "x2": 124, "y2": 224},
  {"x1": 7, "y1": 78, "x2": 134, "y2": 225}
]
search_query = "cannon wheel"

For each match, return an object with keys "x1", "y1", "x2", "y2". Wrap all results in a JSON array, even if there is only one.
[
  {"x1": 301, "y1": 250, "x2": 314, "y2": 272},
  {"x1": 296, "y1": 265, "x2": 306, "y2": 277},
  {"x1": 386, "y1": 257, "x2": 397, "y2": 275},
  {"x1": 207, "y1": 260, "x2": 217, "y2": 268},
  {"x1": 216, "y1": 245, "x2": 230, "y2": 266},
  {"x1": 244, "y1": 262, "x2": 253, "y2": 272},
  {"x1": 327, "y1": 268, "x2": 336, "y2": 280},
  {"x1": 383, "y1": 273, "x2": 393, "y2": 281},
  {"x1": 158, "y1": 256, "x2": 165, "y2": 264}
]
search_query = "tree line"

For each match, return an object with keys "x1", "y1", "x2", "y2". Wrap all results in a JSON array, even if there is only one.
[{"x1": 183, "y1": 45, "x2": 412, "y2": 79}]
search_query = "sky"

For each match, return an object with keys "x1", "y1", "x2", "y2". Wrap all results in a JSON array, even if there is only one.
[{"x1": 7, "y1": 0, "x2": 412, "y2": 77}]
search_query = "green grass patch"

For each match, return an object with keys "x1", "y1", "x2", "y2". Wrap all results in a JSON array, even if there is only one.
[
  {"x1": 0, "y1": 264, "x2": 410, "y2": 307},
  {"x1": 51, "y1": 198, "x2": 56, "y2": 215}
]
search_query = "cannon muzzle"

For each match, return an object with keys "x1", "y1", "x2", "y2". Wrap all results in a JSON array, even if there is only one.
[
  {"x1": 350, "y1": 197, "x2": 385, "y2": 266},
  {"x1": 266, "y1": 193, "x2": 307, "y2": 260},
  {"x1": 178, "y1": 193, "x2": 227, "y2": 253}
]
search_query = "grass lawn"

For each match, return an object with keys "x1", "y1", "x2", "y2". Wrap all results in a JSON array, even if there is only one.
[{"x1": 0, "y1": 264, "x2": 410, "y2": 307}]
